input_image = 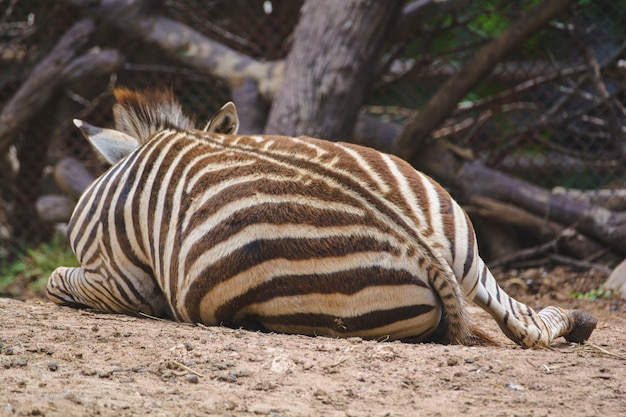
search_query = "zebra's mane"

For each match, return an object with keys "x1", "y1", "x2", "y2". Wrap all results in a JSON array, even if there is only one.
[{"x1": 112, "y1": 87, "x2": 195, "y2": 144}]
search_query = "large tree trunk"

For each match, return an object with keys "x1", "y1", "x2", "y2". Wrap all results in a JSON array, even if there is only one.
[{"x1": 265, "y1": 0, "x2": 402, "y2": 140}]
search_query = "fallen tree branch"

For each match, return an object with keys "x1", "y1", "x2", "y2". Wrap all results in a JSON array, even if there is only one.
[
  {"x1": 465, "y1": 195, "x2": 563, "y2": 242},
  {"x1": 489, "y1": 232, "x2": 561, "y2": 269},
  {"x1": 487, "y1": 225, "x2": 607, "y2": 271},
  {"x1": 63, "y1": 0, "x2": 284, "y2": 97},
  {"x1": 451, "y1": 159, "x2": 626, "y2": 253},
  {"x1": 0, "y1": 18, "x2": 100, "y2": 159},
  {"x1": 552, "y1": 187, "x2": 626, "y2": 211},
  {"x1": 466, "y1": 196, "x2": 606, "y2": 260},
  {"x1": 548, "y1": 253, "x2": 612, "y2": 275}
]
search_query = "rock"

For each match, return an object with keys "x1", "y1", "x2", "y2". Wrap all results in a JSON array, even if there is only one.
[
  {"x1": 36, "y1": 194, "x2": 75, "y2": 223},
  {"x1": 54, "y1": 157, "x2": 95, "y2": 199},
  {"x1": 604, "y1": 258, "x2": 626, "y2": 298}
]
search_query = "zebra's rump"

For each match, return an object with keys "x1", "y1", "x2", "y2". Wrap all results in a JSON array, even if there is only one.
[{"x1": 200, "y1": 270, "x2": 442, "y2": 341}]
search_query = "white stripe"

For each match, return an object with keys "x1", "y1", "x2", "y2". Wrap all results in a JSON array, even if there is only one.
[
  {"x1": 189, "y1": 249, "x2": 422, "y2": 323},
  {"x1": 179, "y1": 218, "x2": 404, "y2": 306},
  {"x1": 335, "y1": 143, "x2": 391, "y2": 194},
  {"x1": 235, "y1": 285, "x2": 438, "y2": 321},
  {"x1": 381, "y1": 154, "x2": 429, "y2": 231}
]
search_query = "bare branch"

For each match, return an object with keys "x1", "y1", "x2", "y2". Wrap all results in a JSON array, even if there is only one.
[
  {"x1": 392, "y1": 0, "x2": 577, "y2": 161},
  {"x1": 0, "y1": 19, "x2": 124, "y2": 161}
]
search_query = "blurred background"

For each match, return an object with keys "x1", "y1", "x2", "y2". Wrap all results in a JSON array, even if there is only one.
[{"x1": 1, "y1": 0, "x2": 625, "y2": 298}]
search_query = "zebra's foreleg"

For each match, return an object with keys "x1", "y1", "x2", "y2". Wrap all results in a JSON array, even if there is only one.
[
  {"x1": 47, "y1": 267, "x2": 94, "y2": 309},
  {"x1": 47, "y1": 266, "x2": 172, "y2": 318}
]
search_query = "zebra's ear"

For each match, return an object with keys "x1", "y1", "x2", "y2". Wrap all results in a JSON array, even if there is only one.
[
  {"x1": 73, "y1": 119, "x2": 139, "y2": 165},
  {"x1": 203, "y1": 102, "x2": 239, "y2": 134}
]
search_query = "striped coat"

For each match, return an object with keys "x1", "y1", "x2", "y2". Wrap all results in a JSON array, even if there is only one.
[{"x1": 47, "y1": 88, "x2": 596, "y2": 347}]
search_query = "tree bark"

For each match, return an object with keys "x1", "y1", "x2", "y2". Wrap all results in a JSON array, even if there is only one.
[
  {"x1": 264, "y1": 0, "x2": 402, "y2": 140},
  {"x1": 392, "y1": 0, "x2": 577, "y2": 161}
]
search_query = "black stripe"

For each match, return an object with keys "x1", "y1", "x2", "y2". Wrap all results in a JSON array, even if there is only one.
[
  {"x1": 184, "y1": 201, "x2": 397, "y2": 270},
  {"x1": 113, "y1": 154, "x2": 152, "y2": 278},
  {"x1": 466, "y1": 266, "x2": 480, "y2": 298},
  {"x1": 480, "y1": 263, "x2": 488, "y2": 286},
  {"x1": 213, "y1": 266, "x2": 429, "y2": 322},
  {"x1": 254, "y1": 304, "x2": 437, "y2": 335},
  {"x1": 437, "y1": 184, "x2": 456, "y2": 262},
  {"x1": 462, "y1": 213, "x2": 476, "y2": 278},
  {"x1": 194, "y1": 133, "x2": 437, "y2": 262},
  {"x1": 526, "y1": 304, "x2": 541, "y2": 329},
  {"x1": 184, "y1": 235, "x2": 401, "y2": 322},
  {"x1": 145, "y1": 135, "x2": 185, "y2": 276},
  {"x1": 69, "y1": 154, "x2": 132, "y2": 252},
  {"x1": 509, "y1": 297, "x2": 518, "y2": 319}
]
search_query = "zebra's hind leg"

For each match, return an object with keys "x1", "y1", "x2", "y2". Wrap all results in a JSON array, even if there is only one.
[
  {"x1": 471, "y1": 263, "x2": 597, "y2": 348},
  {"x1": 47, "y1": 266, "x2": 172, "y2": 319}
]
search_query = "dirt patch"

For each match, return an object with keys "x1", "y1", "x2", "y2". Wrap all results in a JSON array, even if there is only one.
[{"x1": 1, "y1": 267, "x2": 625, "y2": 417}]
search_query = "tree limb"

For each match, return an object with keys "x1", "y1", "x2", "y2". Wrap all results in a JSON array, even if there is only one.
[
  {"x1": 391, "y1": 0, "x2": 577, "y2": 161},
  {"x1": 0, "y1": 19, "x2": 99, "y2": 159},
  {"x1": 62, "y1": 0, "x2": 284, "y2": 96},
  {"x1": 450, "y1": 157, "x2": 626, "y2": 253}
]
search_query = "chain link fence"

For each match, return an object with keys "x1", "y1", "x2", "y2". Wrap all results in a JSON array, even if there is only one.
[{"x1": 1, "y1": 0, "x2": 625, "y2": 259}]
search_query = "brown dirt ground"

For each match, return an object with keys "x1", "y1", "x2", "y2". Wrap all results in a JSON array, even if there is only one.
[{"x1": 1, "y1": 266, "x2": 625, "y2": 417}]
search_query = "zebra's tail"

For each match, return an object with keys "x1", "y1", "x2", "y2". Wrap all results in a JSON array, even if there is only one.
[
  {"x1": 422, "y1": 257, "x2": 498, "y2": 346},
  {"x1": 112, "y1": 87, "x2": 195, "y2": 144}
]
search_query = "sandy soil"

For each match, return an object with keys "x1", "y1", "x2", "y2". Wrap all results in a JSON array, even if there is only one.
[{"x1": 1, "y1": 267, "x2": 625, "y2": 417}]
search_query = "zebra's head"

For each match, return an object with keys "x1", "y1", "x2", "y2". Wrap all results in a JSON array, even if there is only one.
[{"x1": 73, "y1": 88, "x2": 240, "y2": 165}]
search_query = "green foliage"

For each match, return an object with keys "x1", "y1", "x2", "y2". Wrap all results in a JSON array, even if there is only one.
[
  {"x1": 569, "y1": 286, "x2": 615, "y2": 301},
  {"x1": 0, "y1": 236, "x2": 78, "y2": 298}
]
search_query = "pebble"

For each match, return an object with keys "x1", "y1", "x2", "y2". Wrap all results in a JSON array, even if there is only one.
[
  {"x1": 187, "y1": 374, "x2": 199, "y2": 384},
  {"x1": 47, "y1": 362, "x2": 58, "y2": 371},
  {"x1": 447, "y1": 357, "x2": 459, "y2": 366},
  {"x1": 97, "y1": 370, "x2": 112, "y2": 378}
]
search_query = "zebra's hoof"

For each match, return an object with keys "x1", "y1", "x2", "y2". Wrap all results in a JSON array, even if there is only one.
[{"x1": 564, "y1": 310, "x2": 597, "y2": 343}]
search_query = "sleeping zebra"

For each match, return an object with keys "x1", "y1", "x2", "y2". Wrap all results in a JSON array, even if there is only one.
[{"x1": 47, "y1": 88, "x2": 597, "y2": 347}]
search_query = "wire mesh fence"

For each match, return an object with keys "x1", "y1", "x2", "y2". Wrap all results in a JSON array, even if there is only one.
[{"x1": 1, "y1": 0, "x2": 625, "y2": 259}]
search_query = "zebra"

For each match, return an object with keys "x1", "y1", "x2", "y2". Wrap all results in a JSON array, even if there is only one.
[{"x1": 47, "y1": 88, "x2": 596, "y2": 347}]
